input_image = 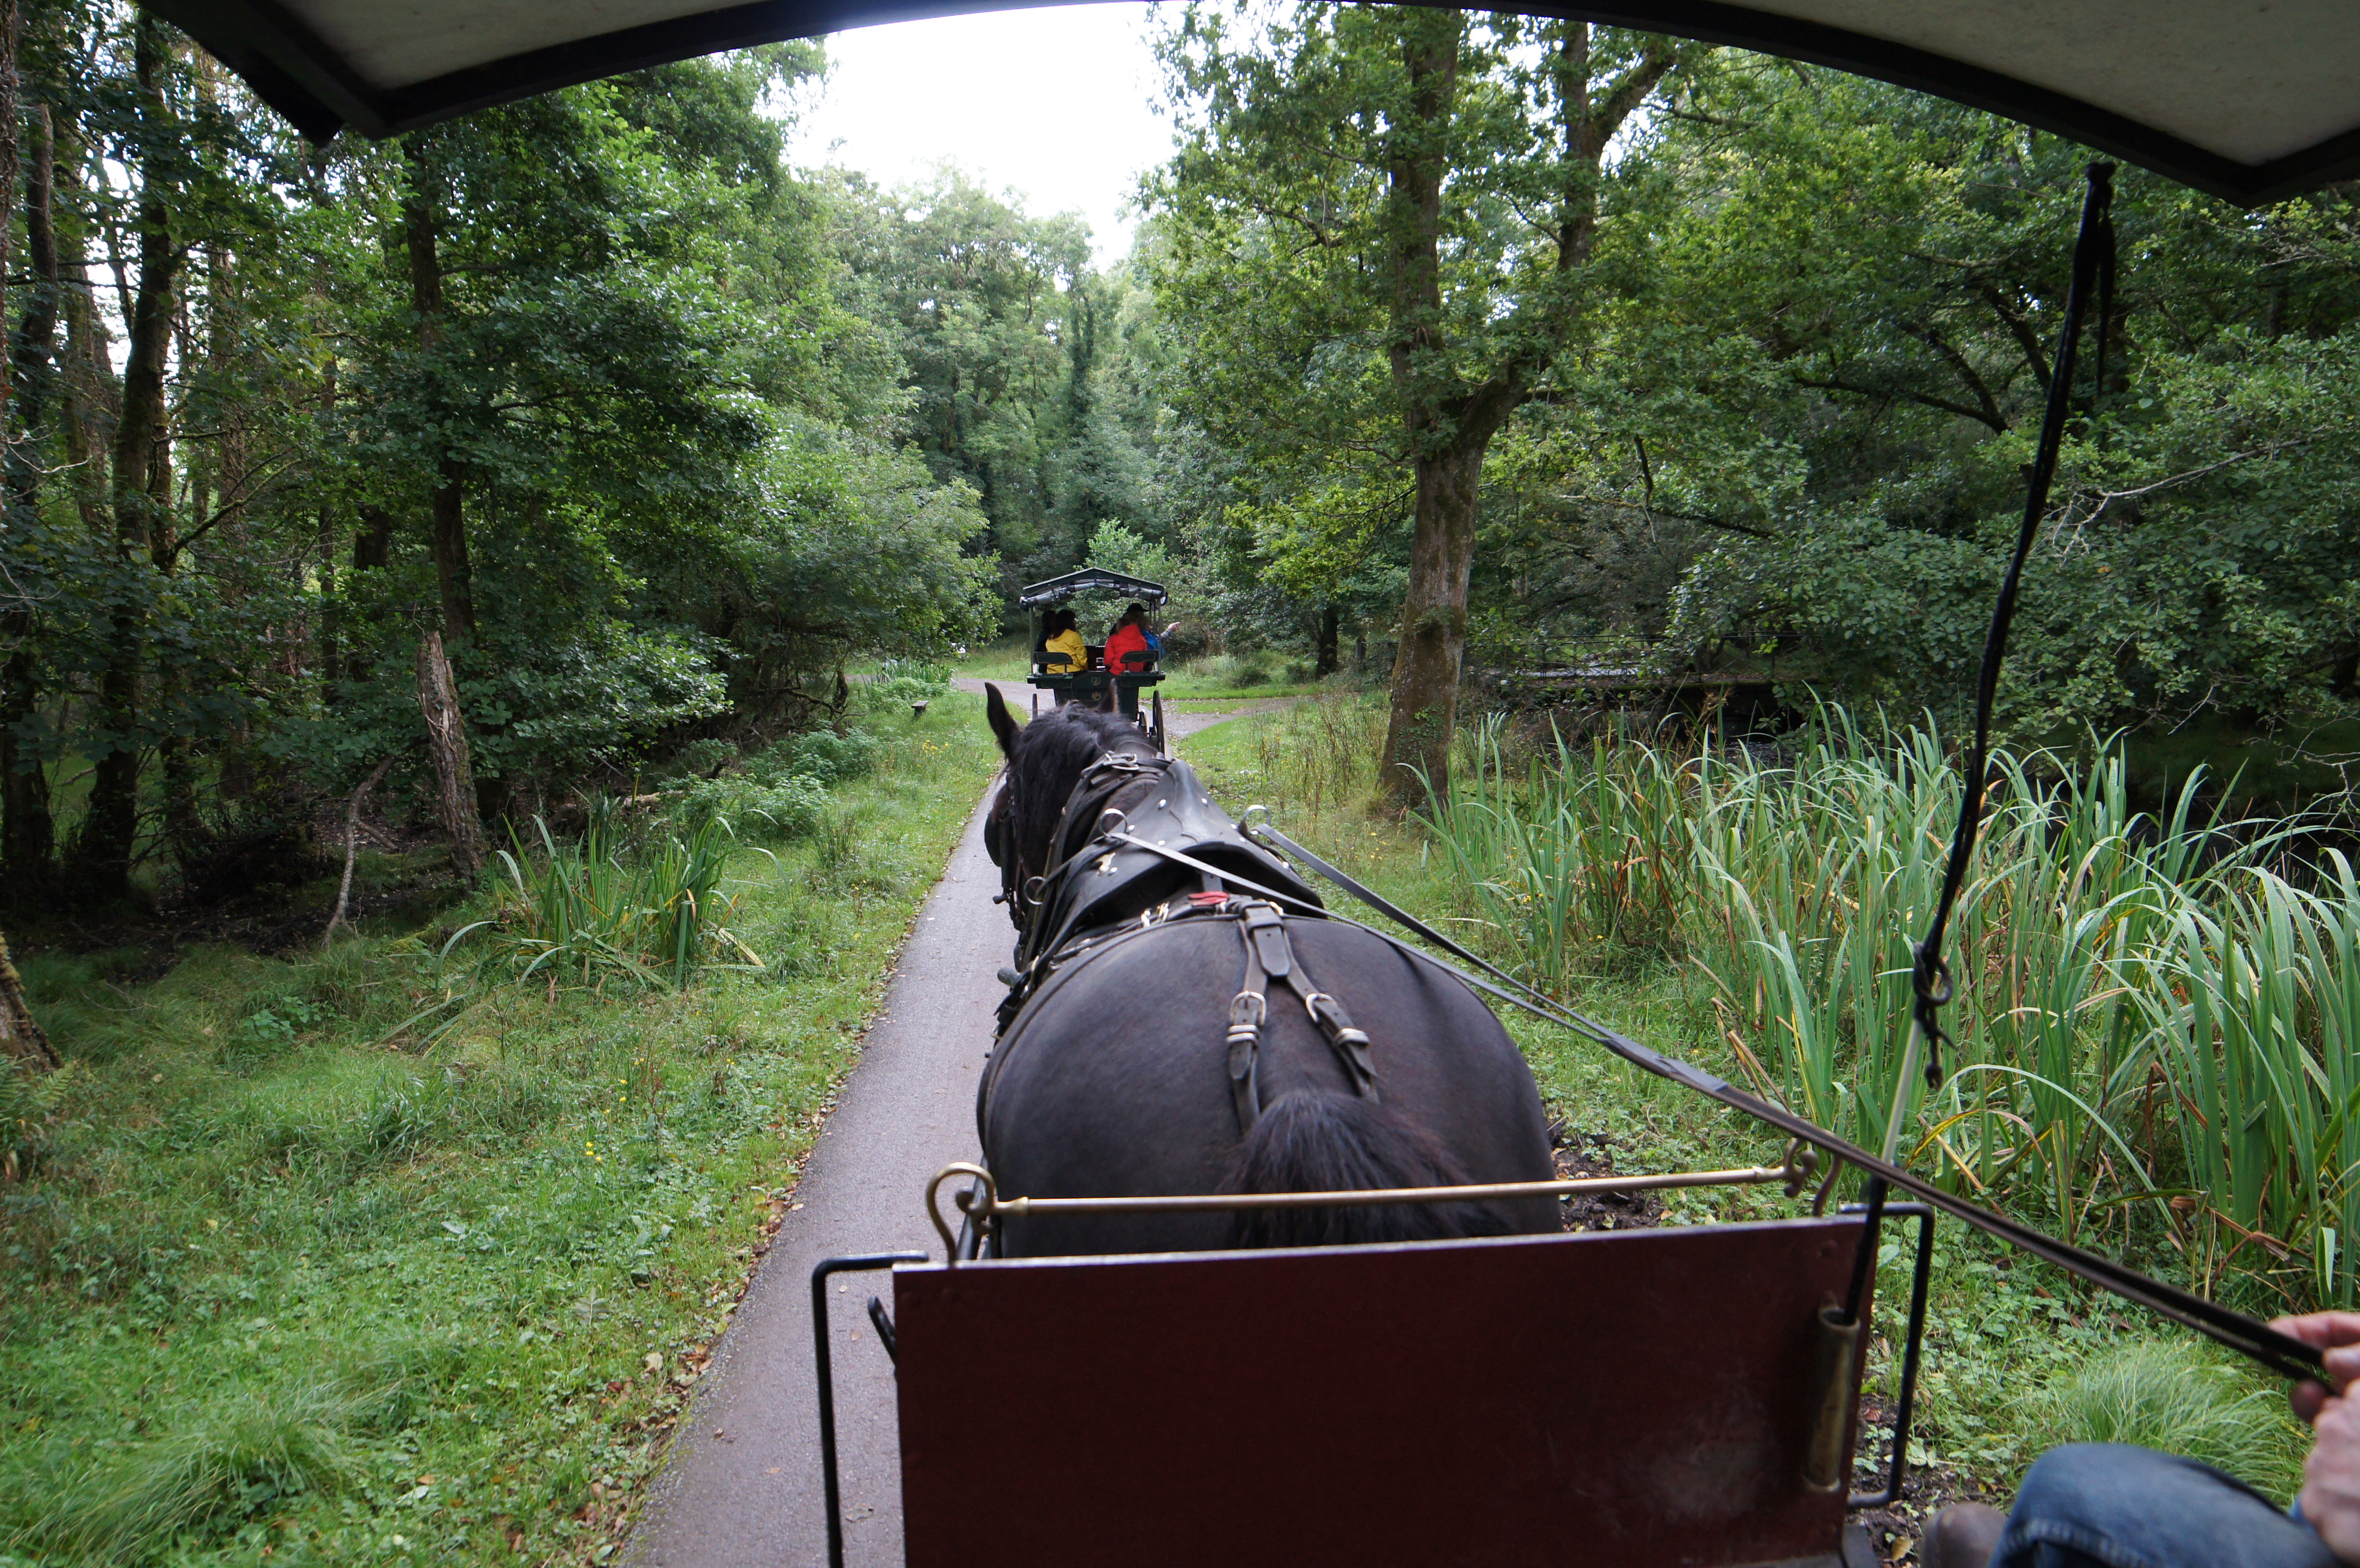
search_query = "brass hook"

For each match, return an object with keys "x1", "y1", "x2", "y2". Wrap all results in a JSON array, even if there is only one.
[
  {"x1": 1779, "y1": 1138, "x2": 1822, "y2": 1200},
  {"x1": 926, "y1": 1162, "x2": 998, "y2": 1265}
]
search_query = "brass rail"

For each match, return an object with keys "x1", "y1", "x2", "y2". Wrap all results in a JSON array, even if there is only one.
[{"x1": 924, "y1": 1142, "x2": 1818, "y2": 1262}]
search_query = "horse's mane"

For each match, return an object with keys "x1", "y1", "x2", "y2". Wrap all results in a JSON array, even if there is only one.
[{"x1": 1003, "y1": 705, "x2": 1156, "y2": 870}]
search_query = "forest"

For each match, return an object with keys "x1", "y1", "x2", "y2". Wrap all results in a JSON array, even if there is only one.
[
  {"x1": 5, "y1": 1, "x2": 2360, "y2": 1563},
  {"x1": 3, "y1": 5, "x2": 2358, "y2": 926}
]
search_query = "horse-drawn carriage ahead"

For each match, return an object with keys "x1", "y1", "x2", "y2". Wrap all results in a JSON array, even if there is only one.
[{"x1": 1018, "y1": 566, "x2": 1168, "y2": 749}]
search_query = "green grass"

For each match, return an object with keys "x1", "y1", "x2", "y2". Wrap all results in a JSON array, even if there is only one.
[
  {"x1": 947, "y1": 637, "x2": 1030, "y2": 683},
  {"x1": 0, "y1": 698, "x2": 999, "y2": 1567},
  {"x1": 1181, "y1": 698, "x2": 2314, "y2": 1505}
]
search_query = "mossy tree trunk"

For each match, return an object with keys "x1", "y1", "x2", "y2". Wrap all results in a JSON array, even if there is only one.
[
  {"x1": 0, "y1": 926, "x2": 55, "y2": 1072},
  {"x1": 416, "y1": 629, "x2": 487, "y2": 881}
]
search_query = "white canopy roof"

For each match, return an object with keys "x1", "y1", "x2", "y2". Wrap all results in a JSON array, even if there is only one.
[{"x1": 151, "y1": 0, "x2": 2360, "y2": 204}]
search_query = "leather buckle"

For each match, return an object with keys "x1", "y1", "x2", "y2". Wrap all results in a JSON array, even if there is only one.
[{"x1": 1241, "y1": 903, "x2": 1292, "y2": 979}]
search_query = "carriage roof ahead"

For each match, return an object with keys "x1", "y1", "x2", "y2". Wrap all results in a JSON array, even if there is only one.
[{"x1": 1017, "y1": 568, "x2": 1168, "y2": 611}]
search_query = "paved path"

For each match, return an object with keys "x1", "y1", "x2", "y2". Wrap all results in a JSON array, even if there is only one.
[{"x1": 628, "y1": 683, "x2": 1252, "y2": 1568}]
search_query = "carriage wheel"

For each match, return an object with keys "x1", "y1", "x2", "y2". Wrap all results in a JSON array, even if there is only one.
[{"x1": 1150, "y1": 690, "x2": 1168, "y2": 755}]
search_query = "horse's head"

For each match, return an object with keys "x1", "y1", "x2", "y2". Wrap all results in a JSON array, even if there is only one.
[{"x1": 983, "y1": 683, "x2": 1156, "y2": 933}]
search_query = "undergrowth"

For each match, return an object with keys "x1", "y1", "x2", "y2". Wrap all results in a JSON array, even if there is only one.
[{"x1": 0, "y1": 698, "x2": 996, "y2": 1567}]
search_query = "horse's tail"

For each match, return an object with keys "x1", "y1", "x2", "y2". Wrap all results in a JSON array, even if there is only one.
[{"x1": 1223, "y1": 1090, "x2": 1513, "y2": 1248}]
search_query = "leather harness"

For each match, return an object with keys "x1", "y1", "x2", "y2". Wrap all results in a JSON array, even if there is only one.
[
  {"x1": 995, "y1": 747, "x2": 1377, "y2": 1134},
  {"x1": 1224, "y1": 899, "x2": 1376, "y2": 1134}
]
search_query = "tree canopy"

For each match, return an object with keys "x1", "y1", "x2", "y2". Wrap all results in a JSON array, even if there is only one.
[{"x1": 7, "y1": 2, "x2": 2360, "y2": 922}]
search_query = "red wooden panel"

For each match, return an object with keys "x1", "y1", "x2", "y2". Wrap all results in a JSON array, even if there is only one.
[{"x1": 895, "y1": 1218, "x2": 1869, "y2": 1568}]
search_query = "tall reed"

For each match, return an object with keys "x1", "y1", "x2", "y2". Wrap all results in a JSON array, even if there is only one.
[
  {"x1": 462, "y1": 801, "x2": 764, "y2": 989},
  {"x1": 1418, "y1": 707, "x2": 2354, "y2": 1305}
]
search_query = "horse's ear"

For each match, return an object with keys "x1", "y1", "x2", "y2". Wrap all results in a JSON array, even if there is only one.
[{"x1": 984, "y1": 683, "x2": 1021, "y2": 760}]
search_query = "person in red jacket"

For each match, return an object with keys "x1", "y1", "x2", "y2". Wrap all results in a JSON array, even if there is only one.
[{"x1": 1103, "y1": 603, "x2": 1159, "y2": 673}]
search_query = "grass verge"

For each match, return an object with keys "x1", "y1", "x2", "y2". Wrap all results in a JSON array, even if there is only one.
[{"x1": 0, "y1": 698, "x2": 999, "y2": 1567}]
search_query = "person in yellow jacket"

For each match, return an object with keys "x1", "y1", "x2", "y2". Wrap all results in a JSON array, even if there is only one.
[{"x1": 1043, "y1": 608, "x2": 1088, "y2": 674}]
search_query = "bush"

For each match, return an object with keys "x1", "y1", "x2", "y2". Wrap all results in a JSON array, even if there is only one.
[
  {"x1": 863, "y1": 659, "x2": 953, "y2": 715},
  {"x1": 657, "y1": 737, "x2": 738, "y2": 781},
  {"x1": 754, "y1": 730, "x2": 881, "y2": 788},
  {"x1": 738, "y1": 776, "x2": 833, "y2": 839}
]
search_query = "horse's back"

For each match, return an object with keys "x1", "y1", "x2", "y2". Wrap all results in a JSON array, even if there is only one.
[{"x1": 981, "y1": 915, "x2": 1556, "y2": 1255}]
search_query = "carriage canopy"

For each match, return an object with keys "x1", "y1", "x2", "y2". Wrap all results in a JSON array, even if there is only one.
[
  {"x1": 1016, "y1": 568, "x2": 1167, "y2": 612},
  {"x1": 153, "y1": 0, "x2": 2360, "y2": 207}
]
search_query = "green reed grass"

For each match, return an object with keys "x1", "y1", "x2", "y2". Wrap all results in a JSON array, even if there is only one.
[
  {"x1": 1419, "y1": 706, "x2": 2359, "y2": 1306},
  {"x1": 462, "y1": 801, "x2": 765, "y2": 991}
]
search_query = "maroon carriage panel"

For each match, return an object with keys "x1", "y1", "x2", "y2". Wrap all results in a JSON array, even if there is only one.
[{"x1": 895, "y1": 1217, "x2": 1871, "y2": 1568}]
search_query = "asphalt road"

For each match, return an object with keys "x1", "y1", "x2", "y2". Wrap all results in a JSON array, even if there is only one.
[{"x1": 628, "y1": 683, "x2": 1247, "y2": 1568}]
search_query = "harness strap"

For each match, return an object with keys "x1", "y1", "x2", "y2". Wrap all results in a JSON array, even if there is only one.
[
  {"x1": 1223, "y1": 900, "x2": 1380, "y2": 1135},
  {"x1": 1228, "y1": 917, "x2": 1269, "y2": 1135}
]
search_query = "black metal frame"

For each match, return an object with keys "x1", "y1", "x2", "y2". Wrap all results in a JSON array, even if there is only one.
[
  {"x1": 811, "y1": 1251, "x2": 927, "y2": 1568},
  {"x1": 1841, "y1": 1202, "x2": 1937, "y2": 1512}
]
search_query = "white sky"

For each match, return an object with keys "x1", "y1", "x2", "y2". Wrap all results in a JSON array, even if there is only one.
[{"x1": 787, "y1": 3, "x2": 1174, "y2": 263}]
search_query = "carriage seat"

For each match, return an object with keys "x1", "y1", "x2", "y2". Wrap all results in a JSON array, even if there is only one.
[{"x1": 891, "y1": 1218, "x2": 1881, "y2": 1568}]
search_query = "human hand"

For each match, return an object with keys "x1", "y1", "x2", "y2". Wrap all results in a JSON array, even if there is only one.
[
  {"x1": 2301, "y1": 1391, "x2": 2360, "y2": 1563},
  {"x1": 2274, "y1": 1313, "x2": 2360, "y2": 1420}
]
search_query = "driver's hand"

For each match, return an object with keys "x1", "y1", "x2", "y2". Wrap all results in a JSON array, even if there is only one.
[
  {"x1": 2276, "y1": 1313, "x2": 2360, "y2": 1421},
  {"x1": 2302, "y1": 1391, "x2": 2360, "y2": 1563},
  {"x1": 2275, "y1": 1314, "x2": 2360, "y2": 1562}
]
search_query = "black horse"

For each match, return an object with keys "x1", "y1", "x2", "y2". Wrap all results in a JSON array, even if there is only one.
[{"x1": 976, "y1": 685, "x2": 1556, "y2": 1257}]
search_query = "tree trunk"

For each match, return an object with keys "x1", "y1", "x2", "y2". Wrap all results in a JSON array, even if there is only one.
[
  {"x1": 10, "y1": 102, "x2": 57, "y2": 494},
  {"x1": 0, "y1": 0, "x2": 17, "y2": 433},
  {"x1": 355, "y1": 503, "x2": 395, "y2": 571},
  {"x1": 1, "y1": 101, "x2": 56, "y2": 900},
  {"x1": 317, "y1": 349, "x2": 338, "y2": 704},
  {"x1": 0, "y1": 924, "x2": 55, "y2": 1072},
  {"x1": 57, "y1": 112, "x2": 113, "y2": 540},
  {"x1": 1381, "y1": 443, "x2": 1485, "y2": 801},
  {"x1": 1372, "y1": 20, "x2": 1677, "y2": 806},
  {"x1": 1314, "y1": 601, "x2": 1340, "y2": 678},
  {"x1": 416, "y1": 629, "x2": 487, "y2": 881},
  {"x1": 403, "y1": 151, "x2": 474, "y2": 648},
  {"x1": 74, "y1": 20, "x2": 179, "y2": 898},
  {"x1": 1376, "y1": 12, "x2": 1474, "y2": 806},
  {"x1": 428, "y1": 467, "x2": 470, "y2": 647}
]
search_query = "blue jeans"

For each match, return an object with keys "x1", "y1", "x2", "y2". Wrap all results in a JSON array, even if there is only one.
[{"x1": 1995, "y1": 1444, "x2": 2339, "y2": 1568}]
